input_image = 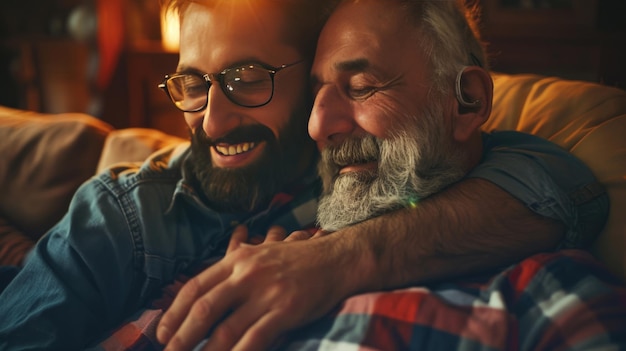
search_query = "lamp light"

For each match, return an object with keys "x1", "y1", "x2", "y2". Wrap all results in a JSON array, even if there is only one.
[{"x1": 160, "y1": 7, "x2": 179, "y2": 52}]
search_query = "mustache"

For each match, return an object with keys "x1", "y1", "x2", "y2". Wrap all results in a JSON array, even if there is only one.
[
  {"x1": 321, "y1": 135, "x2": 381, "y2": 168},
  {"x1": 193, "y1": 124, "x2": 276, "y2": 147}
]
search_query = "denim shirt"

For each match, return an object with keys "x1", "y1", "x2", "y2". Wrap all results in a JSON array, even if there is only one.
[
  {"x1": 0, "y1": 145, "x2": 321, "y2": 350},
  {"x1": 0, "y1": 131, "x2": 608, "y2": 350},
  {"x1": 470, "y1": 131, "x2": 608, "y2": 248}
]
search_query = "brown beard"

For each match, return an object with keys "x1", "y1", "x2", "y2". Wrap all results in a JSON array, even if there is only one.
[{"x1": 185, "y1": 109, "x2": 315, "y2": 213}]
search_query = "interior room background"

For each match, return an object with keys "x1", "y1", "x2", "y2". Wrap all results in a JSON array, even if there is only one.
[{"x1": 1, "y1": 0, "x2": 624, "y2": 139}]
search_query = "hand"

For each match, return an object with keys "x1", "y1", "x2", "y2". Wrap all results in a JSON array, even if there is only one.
[
  {"x1": 157, "y1": 226, "x2": 346, "y2": 351},
  {"x1": 226, "y1": 225, "x2": 287, "y2": 254}
]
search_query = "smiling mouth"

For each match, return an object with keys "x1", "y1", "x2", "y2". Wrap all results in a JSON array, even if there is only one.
[
  {"x1": 339, "y1": 161, "x2": 378, "y2": 174},
  {"x1": 214, "y1": 142, "x2": 257, "y2": 156}
]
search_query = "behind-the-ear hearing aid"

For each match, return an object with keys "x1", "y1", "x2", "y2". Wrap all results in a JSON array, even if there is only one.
[{"x1": 455, "y1": 66, "x2": 481, "y2": 108}]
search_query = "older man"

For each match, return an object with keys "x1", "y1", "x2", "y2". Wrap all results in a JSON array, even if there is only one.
[
  {"x1": 155, "y1": 1, "x2": 611, "y2": 351},
  {"x1": 291, "y1": 3, "x2": 625, "y2": 349}
]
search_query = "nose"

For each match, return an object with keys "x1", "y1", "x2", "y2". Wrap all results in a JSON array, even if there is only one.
[
  {"x1": 199, "y1": 82, "x2": 241, "y2": 139},
  {"x1": 308, "y1": 85, "x2": 355, "y2": 149}
]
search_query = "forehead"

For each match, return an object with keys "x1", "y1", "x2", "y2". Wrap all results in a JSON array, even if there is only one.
[
  {"x1": 327, "y1": 1, "x2": 408, "y2": 47},
  {"x1": 179, "y1": 2, "x2": 300, "y2": 70},
  {"x1": 314, "y1": 0, "x2": 425, "y2": 71}
]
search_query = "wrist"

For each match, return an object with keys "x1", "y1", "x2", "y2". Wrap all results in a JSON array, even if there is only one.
[{"x1": 323, "y1": 225, "x2": 388, "y2": 294}]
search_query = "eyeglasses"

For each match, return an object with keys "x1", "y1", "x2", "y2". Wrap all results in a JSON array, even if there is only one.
[{"x1": 158, "y1": 60, "x2": 304, "y2": 111}]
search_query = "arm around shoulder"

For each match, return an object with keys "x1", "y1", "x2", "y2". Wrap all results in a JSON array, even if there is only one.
[
  {"x1": 331, "y1": 177, "x2": 565, "y2": 291},
  {"x1": 331, "y1": 132, "x2": 608, "y2": 291}
]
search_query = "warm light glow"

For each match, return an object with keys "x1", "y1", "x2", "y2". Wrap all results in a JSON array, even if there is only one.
[{"x1": 161, "y1": 7, "x2": 180, "y2": 52}]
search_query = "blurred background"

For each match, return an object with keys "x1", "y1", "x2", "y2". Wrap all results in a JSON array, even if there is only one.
[{"x1": 0, "y1": 0, "x2": 624, "y2": 138}]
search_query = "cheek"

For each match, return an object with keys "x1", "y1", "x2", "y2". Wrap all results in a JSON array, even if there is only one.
[
  {"x1": 254, "y1": 105, "x2": 296, "y2": 141},
  {"x1": 355, "y1": 99, "x2": 406, "y2": 139},
  {"x1": 265, "y1": 90, "x2": 310, "y2": 139}
]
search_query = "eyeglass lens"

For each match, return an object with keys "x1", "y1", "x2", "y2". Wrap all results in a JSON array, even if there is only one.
[{"x1": 166, "y1": 65, "x2": 274, "y2": 110}]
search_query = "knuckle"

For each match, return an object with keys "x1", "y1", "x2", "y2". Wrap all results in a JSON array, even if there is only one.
[
  {"x1": 166, "y1": 335, "x2": 184, "y2": 351},
  {"x1": 269, "y1": 225, "x2": 286, "y2": 233},
  {"x1": 312, "y1": 231, "x2": 328, "y2": 239},
  {"x1": 230, "y1": 245, "x2": 254, "y2": 261},
  {"x1": 267, "y1": 226, "x2": 286, "y2": 238},
  {"x1": 242, "y1": 328, "x2": 269, "y2": 349},
  {"x1": 179, "y1": 276, "x2": 202, "y2": 299},
  {"x1": 190, "y1": 296, "x2": 214, "y2": 321},
  {"x1": 212, "y1": 322, "x2": 238, "y2": 346},
  {"x1": 286, "y1": 231, "x2": 311, "y2": 241},
  {"x1": 279, "y1": 292, "x2": 300, "y2": 311}
]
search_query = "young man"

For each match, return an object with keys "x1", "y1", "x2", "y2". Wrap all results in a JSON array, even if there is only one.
[
  {"x1": 155, "y1": 1, "x2": 610, "y2": 351},
  {"x1": 0, "y1": 2, "x2": 326, "y2": 349},
  {"x1": 0, "y1": 0, "x2": 607, "y2": 350}
]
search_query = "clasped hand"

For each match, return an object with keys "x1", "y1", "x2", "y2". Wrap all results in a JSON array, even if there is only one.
[{"x1": 156, "y1": 225, "x2": 341, "y2": 351}]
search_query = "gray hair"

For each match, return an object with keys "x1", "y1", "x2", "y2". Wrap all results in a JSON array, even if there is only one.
[{"x1": 397, "y1": 0, "x2": 488, "y2": 96}]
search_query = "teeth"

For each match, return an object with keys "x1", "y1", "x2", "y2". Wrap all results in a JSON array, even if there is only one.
[{"x1": 215, "y1": 142, "x2": 256, "y2": 156}]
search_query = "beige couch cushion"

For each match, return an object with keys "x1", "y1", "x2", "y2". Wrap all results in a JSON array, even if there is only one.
[
  {"x1": 0, "y1": 106, "x2": 113, "y2": 240},
  {"x1": 96, "y1": 128, "x2": 187, "y2": 173},
  {"x1": 485, "y1": 73, "x2": 626, "y2": 281}
]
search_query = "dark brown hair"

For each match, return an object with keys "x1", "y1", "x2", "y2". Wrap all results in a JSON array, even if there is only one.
[{"x1": 161, "y1": 0, "x2": 340, "y2": 58}]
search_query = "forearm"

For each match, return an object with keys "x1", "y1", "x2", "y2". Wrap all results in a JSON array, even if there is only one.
[{"x1": 337, "y1": 178, "x2": 564, "y2": 291}]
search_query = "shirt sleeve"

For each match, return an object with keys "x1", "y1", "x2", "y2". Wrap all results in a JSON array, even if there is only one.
[
  {"x1": 0, "y1": 176, "x2": 138, "y2": 350},
  {"x1": 467, "y1": 131, "x2": 609, "y2": 248}
]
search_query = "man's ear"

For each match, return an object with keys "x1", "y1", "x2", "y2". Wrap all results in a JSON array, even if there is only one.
[{"x1": 452, "y1": 66, "x2": 493, "y2": 143}]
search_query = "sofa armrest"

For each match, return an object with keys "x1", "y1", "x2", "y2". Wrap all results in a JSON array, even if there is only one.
[{"x1": 0, "y1": 105, "x2": 113, "y2": 240}]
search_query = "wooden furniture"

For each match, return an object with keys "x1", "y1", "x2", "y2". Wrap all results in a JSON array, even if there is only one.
[
  {"x1": 120, "y1": 43, "x2": 185, "y2": 138},
  {"x1": 480, "y1": 0, "x2": 626, "y2": 88}
]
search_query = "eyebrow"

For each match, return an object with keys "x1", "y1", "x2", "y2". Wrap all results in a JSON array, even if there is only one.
[
  {"x1": 175, "y1": 65, "x2": 203, "y2": 75},
  {"x1": 310, "y1": 58, "x2": 376, "y2": 88},
  {"x1": 335, "y1": 58, "x2": 371, "y2": 73},
  {"x1": 176, "y1": 58, "x2": 267, "y2": 74}
]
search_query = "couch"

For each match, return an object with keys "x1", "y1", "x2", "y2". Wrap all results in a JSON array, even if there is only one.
[
  {"x1": 0, "y1": 106, "x2": 186, "y2": 266},
  {"x1": 0, "y1": 72, "x2": 625, "y2": 284}
]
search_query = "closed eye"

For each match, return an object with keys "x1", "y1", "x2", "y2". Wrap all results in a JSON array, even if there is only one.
[
  {"x1": 184, "y1": 82, "x2": 207, "y2": 97},
  {"x1": 348, "y1": 85, "x2": 377, "y2": 100}
]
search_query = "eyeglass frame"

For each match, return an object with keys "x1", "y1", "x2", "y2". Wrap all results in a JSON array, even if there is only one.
[{"x1": 158, "y1": 60, "x2": 305, "y2": 111}]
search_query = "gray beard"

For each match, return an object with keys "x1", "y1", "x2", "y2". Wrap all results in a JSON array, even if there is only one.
[{"x1": 316, "y1": 102, "x2": 467, "y2": 232}]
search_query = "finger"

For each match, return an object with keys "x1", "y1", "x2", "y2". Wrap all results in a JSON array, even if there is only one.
[
  {"x1": 311, "y1": 230, "x2": 330, "y2": 239},
  {"x1": 248, "y1": 235, "x2": 265, "y2": 245},
  {"x1": 157, "y1": 263, "x2": 230, "y2": 345},
  {"x1": 232, "y1": 309, "x2": 292, "y2": 351},
  {"x1": 163, "y1": 281, "x2": 239, "y2": 351},
  {"x1": 200, "y1": 298, "x2": 266, "y2": 351},
  {"x1": 226, "y1": 225, "x2": 249, "y2": 254},
  {"x1": 284, "y1": 230, "x2": 313, "y2": 242},
  {"x1": 263, "y1": 225, "x2": 287, "y2": 243}
]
